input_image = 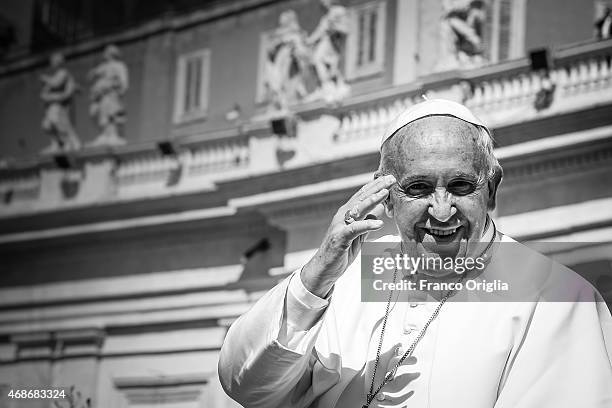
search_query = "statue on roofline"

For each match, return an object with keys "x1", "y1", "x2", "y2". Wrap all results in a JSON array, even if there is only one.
[
  {"x1": 88, "y1": 44, "x2": 129, "y2": 147},
  {"x1": 262, "y1": 0, "x2": 350, "y2": 111},
  {"x1": 306, "y1": 0, "x2": 350, "y2": 102},
  {"x1": 594, "y1": 1, "x2": 612, "y2": 39},
  {"x1": 264, "y1": 10, "x2": 310, "y2": 110},
  {"x1": 436, "y1": 0, "x2": 488, "y2": 71},
  {"x1": 40, "y1": 52, "x2": 81, "y2": 154}
]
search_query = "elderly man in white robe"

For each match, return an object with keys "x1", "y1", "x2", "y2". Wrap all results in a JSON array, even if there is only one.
[{"x1": 218, "y1": 99, "x2": 612, "y2": 408}]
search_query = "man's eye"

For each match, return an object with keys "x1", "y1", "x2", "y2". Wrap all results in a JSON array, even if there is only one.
[
  {"x1": 405, "y1": 182, "x2": 433, "y2": 196},
  {"x1": 448, "y1": 180, "x2": 477, "y2": 195}
]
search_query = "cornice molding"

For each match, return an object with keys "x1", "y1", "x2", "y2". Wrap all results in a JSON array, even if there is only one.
[
  {"x1": 114, "y1": 373, "x2": 209, "y2": 404},
  {"x1": 502, "y1": 137, "x2": 612, "y2": 183},
  {"x1": 7, "y1": 328, "x2": 104, "y2": 362}
]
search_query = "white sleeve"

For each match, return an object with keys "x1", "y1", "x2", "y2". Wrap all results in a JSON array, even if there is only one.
[
  {"x1": 218, "y1": 270, "x2": 336, "y2": 408},
  {"x1": 278, "y1": 272, "x2": 331, "y2": 353}
]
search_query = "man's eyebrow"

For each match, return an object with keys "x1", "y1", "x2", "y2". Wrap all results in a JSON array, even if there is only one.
[
  {"x1": 450, "y1": 172, "x2": 479, "y2": 180},
  {"x1": 398, "y1": 172, "x2": 480, "y2": 186},
  {"x1": 398, "y1": 175, "x2": 433, "y2": 185}
]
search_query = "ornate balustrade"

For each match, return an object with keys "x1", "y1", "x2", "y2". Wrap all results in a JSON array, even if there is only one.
[
  {"x1": 466, "y1": 44, "x2": 612, "y2": 125},
  {"x1": 108, "y1": 135, "x2": 252, "y2": 197},
  {"x1": 0, "y1": 133, "x2": 254, "y2": 214},
  {"x1": 335, "y1": 99, "x2": 411, "y2": 144},
  {"x1": 115, "y1": 154, "x2": 179, "y2": 187},
  {"x1": 333, "y1": 39, "x2": 612, "y2": 144},
  {"x1": 186, "y1": 138, "x2": 250, "y2": 176}
]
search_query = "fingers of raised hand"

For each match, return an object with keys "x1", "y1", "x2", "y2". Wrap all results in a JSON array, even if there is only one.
[
  {"x1": 367, "y1": 203, "x2": 386, "y2": 220},
  {"x1": 342, "y1": 218, "x2": 384, "y2": 240},
  {"x1": 329, "y1": 174, "x2": 395, "y2": 246},
  {"x1": 346, "y1": 188, "x2": 389, "y2": 222},
  {"x1": 350, "y1": 174, "x2": 396, "y2": 204}
]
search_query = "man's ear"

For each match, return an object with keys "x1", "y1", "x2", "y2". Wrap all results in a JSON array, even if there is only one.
[{"x1": 487, "y1": 165, "x2": 503, "y2": 211}]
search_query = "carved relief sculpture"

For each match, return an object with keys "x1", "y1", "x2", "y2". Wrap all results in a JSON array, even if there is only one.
[
  {"x1": 264, "y1": 10, "x2": 310, "y2": 110},
  {"x1": 436, "y1": 0, "x2": 487, "y2": 71},
  {"x1": 306, "y1": 0, "x2": 350, "y2": 102},
  {"x1": 595, "y1": 1, "x2": 612, "y2": 39},
  {"x1": 262, "y1": 0, "x2": 350, "y2": 111},
  {"x1": 88, "y1": 44, "x2": 129, "y2": 146},
  {"x1": 40, "y1": 52, "x2": 81, "y2": 154}
]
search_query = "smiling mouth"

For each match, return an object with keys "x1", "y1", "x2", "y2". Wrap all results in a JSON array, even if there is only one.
[
  {"x1": 423, "y1": 227, "x2": 459, "y2": 237},
  {"x1": 419, "y1": 225, "x2": 465, "y2": 242}
]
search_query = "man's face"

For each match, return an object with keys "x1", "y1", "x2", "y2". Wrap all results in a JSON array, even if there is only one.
[{"x1": 386, "y1": 116, "x2": 496, "y2": 260}]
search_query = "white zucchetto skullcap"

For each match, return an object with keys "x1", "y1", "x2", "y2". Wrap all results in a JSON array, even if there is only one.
[{"x1": 380, "y1": 98, "x2": 489, "y2": 150}]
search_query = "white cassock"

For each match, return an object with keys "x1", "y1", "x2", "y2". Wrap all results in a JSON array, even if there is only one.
[{"x1": 218, "y1": 232, "x2": 612, "y2": 408}]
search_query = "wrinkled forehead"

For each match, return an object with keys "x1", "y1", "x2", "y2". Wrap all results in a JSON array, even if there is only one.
[
  {"x1": 383, "y1": 115, "x2": 482, "y2": 152},
  {"x1": 381, "y1": 116, "x2": 487, "y2": 176},
  {"x1": 380, "y1": 98, "x2": 489, "y2": 149}
]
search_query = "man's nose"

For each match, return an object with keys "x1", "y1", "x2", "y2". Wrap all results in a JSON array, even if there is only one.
[{"x1": 427, "y1": 189, "x2": 457, "y2": 222}]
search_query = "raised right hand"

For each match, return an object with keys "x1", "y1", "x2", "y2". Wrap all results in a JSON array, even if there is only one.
[{"x1": 300, "y1": 174, "x2": 396, "y2": 297}]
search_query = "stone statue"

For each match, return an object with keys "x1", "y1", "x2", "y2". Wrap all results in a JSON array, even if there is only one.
[
  {"x1": 88, "y1": 44, "x2": 128, "y2": 146},
  {"x1": 259, "y1": 1, "x2": 350, "y2": 112},
  {"x1": 595, "y1": 2, "x2": 612, "y2": 39},
  {"x1": 264, "y1": 10, "x2": 310, "y2": 110},
  {"x1": 436, "y1": 0, "x2": 487, "y2": 71},
  {"x1": 40, "y1": 52, "x2": 80, "y2": 153},
  {"x1": 306, "y1": 0, "x2": 350, "y2": 101}
]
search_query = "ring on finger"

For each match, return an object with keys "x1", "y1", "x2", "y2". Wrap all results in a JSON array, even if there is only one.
[{"x1": 344, "y1": 208, "x2": 358, "y2": 225}]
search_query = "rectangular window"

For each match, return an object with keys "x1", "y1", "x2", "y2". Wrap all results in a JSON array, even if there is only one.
[
  {"x1": 487, "y1": 0, "x2": 526, "y2": 63},
  {"x1": 368, "y1": 9, "x2": 377, "y2": 63},
  {"x1": 174, "y1": 49, "x2": 211, "y2": 123},
  {"x1": 497, "y1": 0, "x2": 512, "y2": 61},
  {"x1": 346, "y1": 0, "x2": 387, "y2": 80}
]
